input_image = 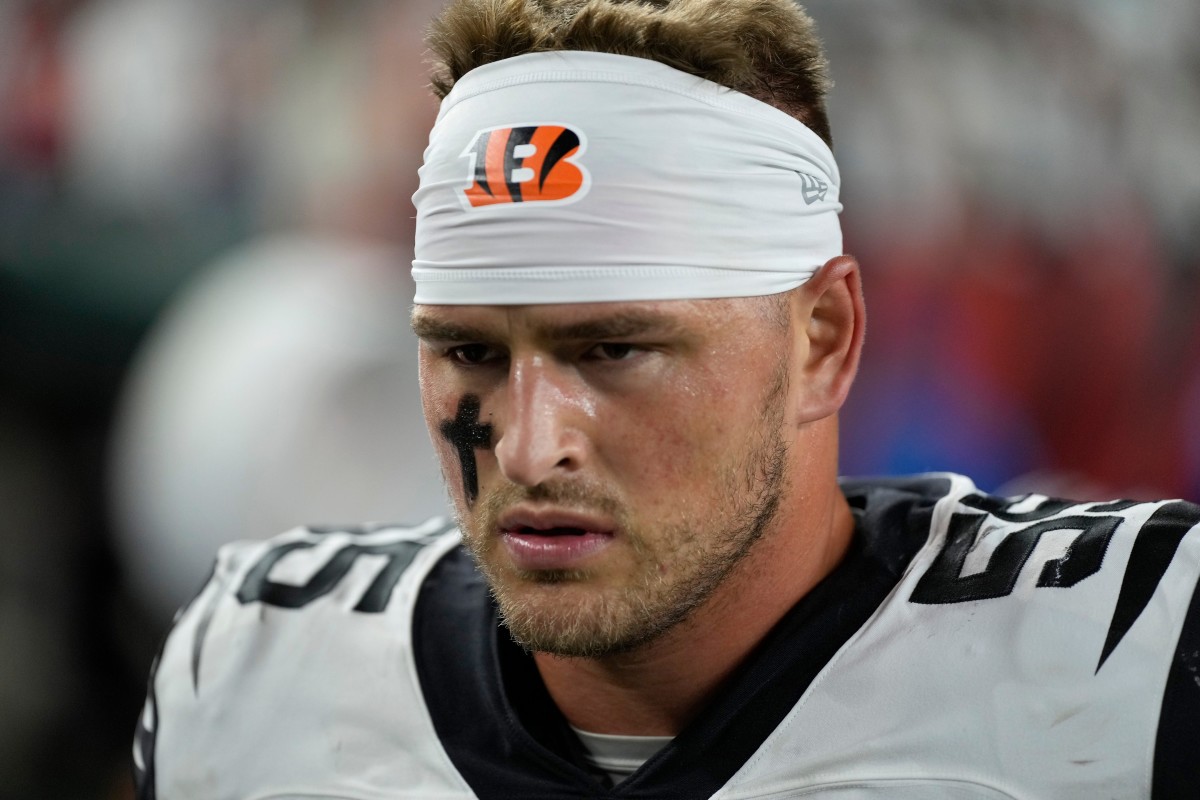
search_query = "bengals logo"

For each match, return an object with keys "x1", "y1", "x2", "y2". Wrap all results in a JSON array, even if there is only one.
[{"x1": 460, "y1": 124, "x2": 589, "y2": 209}]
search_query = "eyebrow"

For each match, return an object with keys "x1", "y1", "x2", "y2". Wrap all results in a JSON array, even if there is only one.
[
  {"x1": 543, "y1": 310, "x2": 684, "y2": 341},
  {"x1": 410, "y1": 309, "x2": 685, "y2": 343},
  {"x1": 410, "y1": 315, "x2": 493, "y2": 343}
]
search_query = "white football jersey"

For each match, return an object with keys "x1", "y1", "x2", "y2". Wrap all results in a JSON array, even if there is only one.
[{"x1": 135, "y1": 475, "x2": 1200, "y2": 799}]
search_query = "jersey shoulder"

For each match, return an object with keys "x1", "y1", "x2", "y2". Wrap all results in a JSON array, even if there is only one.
[
  {"x1": 879, "y1": 474, "x2": 1200, "y2": 675},
  {"x1": 843, "y1": 472, "x2": 1200, "y2": 629},
  {"x1": 728, "y1": 475, "x2": 1200, "y2": 798},
  {"x1": 906, "y1": 479, "x2": 1200, "y2": 631},
  {"x1": 135, "y1": 518, "x2": 478, "y2": 800}
]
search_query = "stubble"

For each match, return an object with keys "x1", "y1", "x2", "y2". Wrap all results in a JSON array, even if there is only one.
[{"x1": 457, "y1": 362, "x2": 791, "y2": 658}]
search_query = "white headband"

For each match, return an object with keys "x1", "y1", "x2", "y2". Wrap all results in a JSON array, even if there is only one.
[{"x1": 412, "y1": 51, "x2": 842, "y2": 304}]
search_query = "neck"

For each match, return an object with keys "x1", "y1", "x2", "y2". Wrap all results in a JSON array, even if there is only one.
[{"x1": 534, "y1": 429, "x2": 854, "y2": 736}]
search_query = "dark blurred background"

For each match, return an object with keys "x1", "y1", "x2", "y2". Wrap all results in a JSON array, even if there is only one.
[{"x1": 0, "y1": 0, "x2": 1197, "y2": 796}]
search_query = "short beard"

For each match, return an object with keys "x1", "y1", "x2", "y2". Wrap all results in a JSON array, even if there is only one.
[{"x1": 458, "y1": 364, "x2": 790, "y2": 658}]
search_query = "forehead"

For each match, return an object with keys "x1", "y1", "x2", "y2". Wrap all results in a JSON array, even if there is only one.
[{"x1": 410, "y1": 298, "x2": 755, "y2": 341}]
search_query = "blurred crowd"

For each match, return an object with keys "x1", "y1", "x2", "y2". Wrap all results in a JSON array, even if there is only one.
[
  {"x1": 0, "y1": 0, "x2": 1197, "y2": 796},
  {"x1": 811, "y1": 0, "x2": 1200, "y2": 500}
]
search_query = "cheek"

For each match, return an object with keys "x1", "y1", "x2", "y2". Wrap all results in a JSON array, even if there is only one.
[
  {"x1": 418, "y1": 353, "x2": 478, "y2": 434},
  {"x1": 418, "y1": 359, "x2": 470, "y2": 483},
  {"x1": 619, "y1": 329, "x2": 787, "y2": 492},
  {"x1": 417, "y1": 351, "x2": 449, "y2": 414},
  {"x1": 602, "y1": 373, "x2": 747, "y2": 491}
]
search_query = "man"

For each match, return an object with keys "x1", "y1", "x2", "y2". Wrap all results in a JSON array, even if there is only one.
[{"x1": 134, "y1": 1, "x2": 1200, "y2": 797}]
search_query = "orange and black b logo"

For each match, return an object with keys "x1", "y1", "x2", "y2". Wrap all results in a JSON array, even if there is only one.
[{"x1": 460, "y1": 125, "x2": 589, "y2": 209}]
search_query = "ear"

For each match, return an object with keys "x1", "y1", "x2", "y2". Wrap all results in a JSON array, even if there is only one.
[{"x1": 788, "y1": 255, "x2": 865, "y2": 422}]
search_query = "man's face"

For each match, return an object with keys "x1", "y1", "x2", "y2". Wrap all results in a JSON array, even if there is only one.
[{"x1": 413, "y1": 297, "x2": 796, "y2": 657}]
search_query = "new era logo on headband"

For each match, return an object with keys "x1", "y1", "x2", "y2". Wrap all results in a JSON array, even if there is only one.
[
  {"x1": 460, "y1": 124, "x2": 590, "y2": 209},
  {"x1": 796, "y1": 171, "x2": 828, "y2": 205}
]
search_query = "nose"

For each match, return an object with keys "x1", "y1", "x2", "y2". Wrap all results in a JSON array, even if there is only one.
[{"x1": 493, "y1": 356, "x2": 587, "y2": 487}]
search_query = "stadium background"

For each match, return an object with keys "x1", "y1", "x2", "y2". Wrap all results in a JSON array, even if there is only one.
[{"x1": 1, "y1": 0, "x2": 1197, "y2": 796}]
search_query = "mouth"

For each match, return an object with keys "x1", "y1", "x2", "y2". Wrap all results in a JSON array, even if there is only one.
[
  {"x1": 505, "y1": 525, "x2": 590, "y2": 537},
  {"x1": 498, "y1": 507, "x2": 616, "y2": 537},
  {"x1": 496, "y1": 509, "x2": 617, "y2": 570}
]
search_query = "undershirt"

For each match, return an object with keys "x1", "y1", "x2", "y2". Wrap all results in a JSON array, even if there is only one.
[{"x1": 569, "y1": 727, "x2": 674, "y2": 786}]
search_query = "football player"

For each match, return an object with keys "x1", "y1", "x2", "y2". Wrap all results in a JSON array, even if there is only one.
[{"x1": 135, "y1": 1, "x2": 1200, "y2": 797}]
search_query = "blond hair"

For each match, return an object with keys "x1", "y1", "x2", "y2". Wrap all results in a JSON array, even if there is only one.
[{"x1": 426, "y1": 0, "x2": 833, "y2": 145}]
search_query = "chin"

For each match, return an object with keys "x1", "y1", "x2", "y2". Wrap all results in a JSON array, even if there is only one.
[{"x1": 491, "y1": 575, "x2": 696, "y2": 658}]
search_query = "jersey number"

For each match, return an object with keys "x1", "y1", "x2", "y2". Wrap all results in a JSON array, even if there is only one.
[
  {"x1": 910, "y1": 512, "x2": 1121, "y2": 605},
  {"x1": 910, "y1": 496, "x2": 1200, "y2": 671},
  {"x1": 237, "y1": 527, "x2": 447, "y2": 613}
]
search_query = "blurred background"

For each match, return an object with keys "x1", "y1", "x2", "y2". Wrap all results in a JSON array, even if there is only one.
[{"x1": 0, "y1": 0, "x2": 1197, "y2": 796}]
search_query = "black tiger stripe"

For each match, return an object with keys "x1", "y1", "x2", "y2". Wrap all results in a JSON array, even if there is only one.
[
  {"x1": 1097, "y1": 500, "x2": 1200, "y2": 672},
  {"x1": 137, "y1": 562, "x2": 217, "y2": 800},
  {"x1": 1152, "y1": 553, "x2": 1200, "y2": 798},
  {"x1": 504, "y1": 126, "x2": 536, "y2": 203},
  {"x1": 472, "y1": 129, "x2": 495, "y2": 198},
  {"x1": 539, "y1": 127, "x2": 581, "y2": 190},
  {"x1": 133, "y1": 683, "x2": 158, "y2": 800}
]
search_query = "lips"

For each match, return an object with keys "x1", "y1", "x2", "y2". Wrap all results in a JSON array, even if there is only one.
[
  {"x1": 498, "y1": 508, "x2": 615, "y2": 534},
  {"x1": 497, "y1": 508, "x2": 616, "y2": 571},
  {"x1": 510, "y1": 525, "x2": 587, "y2": 536}
]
